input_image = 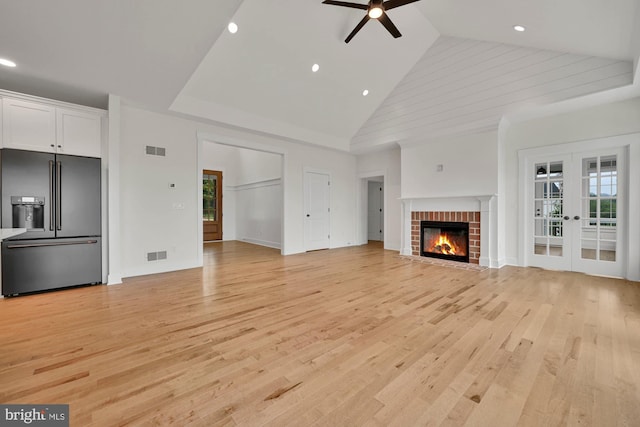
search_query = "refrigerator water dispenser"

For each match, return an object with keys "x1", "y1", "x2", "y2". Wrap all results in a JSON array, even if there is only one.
[{"x1": 11, "y1": 196, "x2": 45, "y2": 230}]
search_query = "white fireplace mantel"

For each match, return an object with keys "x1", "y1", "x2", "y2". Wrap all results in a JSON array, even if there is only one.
[{"x1": 400, "y1": 194, "x2": 500, "y2": 268}]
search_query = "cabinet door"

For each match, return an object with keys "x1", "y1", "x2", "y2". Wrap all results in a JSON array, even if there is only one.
[
  {"x1": 2, "y1": 98, "x2": 56, "y2": 153},
  {"x1": 56, "y1": 108, "x2": 102, "y2": 158}
]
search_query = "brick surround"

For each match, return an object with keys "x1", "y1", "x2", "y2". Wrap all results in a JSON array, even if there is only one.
[{"x1": 411, "y1": 211, "x2": 481, "y2": 264}]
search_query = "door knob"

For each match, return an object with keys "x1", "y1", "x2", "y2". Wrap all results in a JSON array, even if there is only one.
[
  {"x1": 574, "y1": 215, "x2": 580, "y2": 220},
  {"x1": 563, "y1": 216, "x2": 570, "y2": 220},
  {"x1": 306, "y1": 214, "x2": 310, "y2": 217}
]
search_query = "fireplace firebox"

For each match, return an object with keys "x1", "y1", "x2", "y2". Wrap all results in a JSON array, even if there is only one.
[{"x1": 420, "y1": 221, "x2": 469, "y2": 263}]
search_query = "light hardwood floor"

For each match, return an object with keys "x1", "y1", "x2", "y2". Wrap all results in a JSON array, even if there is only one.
[{"x1": 1, "y1": 241, "x2": 639, "y2": 426}]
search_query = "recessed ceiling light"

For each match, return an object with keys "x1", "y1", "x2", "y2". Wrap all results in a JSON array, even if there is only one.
[
  {"x1": 228, "y1": 22, "x2": 238, "y2": 34},
  {"x1": 513, "y1": 25, "x2": 526, "y2": 32},
  {"x1": 0, "y1": 58, "x2": 17, "y2": 67},
  {"x1": 312, "y1": 63, "x2": 320, "y2": 73},
  {"x1": 362, "y1": 89, "x2": 369, "y2": 96}
]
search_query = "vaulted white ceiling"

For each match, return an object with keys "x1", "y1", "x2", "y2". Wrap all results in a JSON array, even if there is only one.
[
  {"x1": 0, "y1": 0, "x2": 638, "y2": 153},
  {"x1": 352, "y1": 36, "x2": 634, "y2": 152}
]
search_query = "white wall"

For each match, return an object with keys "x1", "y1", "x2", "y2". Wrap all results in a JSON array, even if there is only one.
[
  {"x1": 401, "y1": 131, "x2": 498, "y2": 198},
  {"x1": 235, "y1": 148, "x2": 281, "y2": 184},
  {"x1": 504, "y1": 96, "x2": 640, "y2": 279},
  {"x1": 118, "y1": 104, "x2": 357, "y2": 278},
  {"x1": 632, "y1": 4, "x2": 640, "y2": 74},
  {"x1": 198, "y1": 136, "x2": 357, "y2": 255},
  {"x1": 120, "y1": 106, "x2": 200, "y2": 277},
  {"x1": 235, "y1": 179, "x2": 282, "y2": 249},
  {"x1": 356, "y1": 147, "x2": 402, "y2": 250},
  {"x1": 233, "y1": 148, "x2": 282, "y2": 249}
]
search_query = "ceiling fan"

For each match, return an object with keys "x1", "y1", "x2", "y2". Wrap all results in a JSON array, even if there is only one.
[{"x1": 322, "y1": 0, "x2": 422, "y2": 43}]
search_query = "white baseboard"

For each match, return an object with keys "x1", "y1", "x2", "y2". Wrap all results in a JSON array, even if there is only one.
[
  {"x1": 241, "y1": 238, "x2": 281, "y2": 250},
  {"x1": 122, "y1": 259, "x2": 202, "y2": 279},
  {"x1": 505, "y1": 257, "x2": 519, "y2": 266},
  {"x1": 107, "y1": 275, "x2": 123, "y2": 285}
]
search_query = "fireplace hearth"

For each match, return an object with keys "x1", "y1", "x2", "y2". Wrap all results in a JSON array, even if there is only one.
[{"x1": 421, "y1": 221, "x2": 469, "y2": 263}]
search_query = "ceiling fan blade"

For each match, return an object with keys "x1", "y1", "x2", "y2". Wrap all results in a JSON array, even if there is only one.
[
  {"x1": 322, "y1": 0, "x2": 368, "y2": 10},
  {"x1": 378, "y1": 12, "x2": 402, "y2": 38},
  {"x1": 383, "y1": 0, "x2": 421, "y2": 11},
  {"x1": 345, "y1": 15, "x2": 371, "y2": 43}
]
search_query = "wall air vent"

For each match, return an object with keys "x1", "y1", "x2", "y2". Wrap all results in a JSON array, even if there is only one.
[
  {"x1": 147, "y1": 251, "x2": 167, "y2": 261},
  {"x1": 145, "y1": 146, "x2": 166, "y2": 157}
]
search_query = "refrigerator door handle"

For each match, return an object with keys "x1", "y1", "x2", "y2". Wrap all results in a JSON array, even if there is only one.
[
  {"x1": 49, "y1": 160, "x2": 54, "y2": 231},
  {"x1": 56, "y1": 160, "x2": 62, "y2": 231},
  {"x1": 6, "y1": 240, "x2": 98, "y2": 249}
]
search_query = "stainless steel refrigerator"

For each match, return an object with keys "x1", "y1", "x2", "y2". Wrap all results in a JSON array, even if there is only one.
[{"x1": 1, "y1": 149, "x2": 101, "y2": 296}]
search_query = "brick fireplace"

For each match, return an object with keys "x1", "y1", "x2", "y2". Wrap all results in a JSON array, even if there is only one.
[
  {"x1": 411, "y1": 211, "x2": 481, "y2": 264},
  {"x1": 401, "y1": 195, "x2": 497, "y2": 268}
]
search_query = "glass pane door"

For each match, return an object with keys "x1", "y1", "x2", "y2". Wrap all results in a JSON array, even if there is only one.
[
  {"x1": 527, "y1": 154, "x2": 572, "y2": 272},
  {"x1": 526, "y1": 149, "x2": 625, "y2": 277},
  {"x1": 571, "y1": 150, "x2": 623, "y2": 277},
  {"x1": 579, "y1": 155, "x2": 617, "y2": 261},
  {"x1": 203, "y1": 173, "x2": 218, "y2": 221},
  {"x1": 533, "y1": 161, "x2": 565, "y2": 257}
]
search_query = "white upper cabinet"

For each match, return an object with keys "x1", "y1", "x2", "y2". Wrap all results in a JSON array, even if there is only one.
[
  {"x1": 56, "y1": 108, "x2": 102, "y2": 158},
  {"x1": 1, "y1": 95, "x2": 103, "y2": 158},
  {"x1": 2, "y1": 98, "x2": 57, "y2": 153}
]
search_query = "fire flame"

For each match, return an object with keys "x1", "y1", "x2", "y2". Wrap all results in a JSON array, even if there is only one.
[{"x1": 432, "y1": 235, "x2": 458, "y2": 255}]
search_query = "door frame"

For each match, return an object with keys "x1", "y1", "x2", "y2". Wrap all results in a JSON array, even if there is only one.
[
  {"x1": 358, "y1": 170, "x2": 386, "y2": 246},
  {"x1": 518, "y1": 135, "x2": 632, "y2": 278},
  {"x1": 303, "y1": 167, "x2": 331, "y2": 251}
]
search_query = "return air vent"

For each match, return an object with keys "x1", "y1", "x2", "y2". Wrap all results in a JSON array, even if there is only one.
[
  {"x1": 147, "y1": 250, "x2": 167, "y2": 261},
  {"x1": 145, "y1": 145, "x2": 166, "y2": 156}
]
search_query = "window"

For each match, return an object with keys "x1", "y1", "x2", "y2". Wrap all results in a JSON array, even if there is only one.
[
  {"x1": 583, "y1": 157, "x2": 617, "y2": 227},
  {"x1": 203, "y1": 172, "x2": 218, "y2": 221}
]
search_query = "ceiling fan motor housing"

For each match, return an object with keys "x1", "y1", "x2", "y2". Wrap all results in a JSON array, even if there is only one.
[{"x1": 322, "y1": 0, "x2": 422, "y2": 43}]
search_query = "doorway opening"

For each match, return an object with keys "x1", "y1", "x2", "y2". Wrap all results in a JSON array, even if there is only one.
[
  {"x1": 368, "y1": 180, "x2": 384, "y2": 242},
  {"x1": 359, "y1": 174, "x2": 385, "y2": 248},
  {"x1": 198, "y1": 139, "x2": 284, "y2": 262}
]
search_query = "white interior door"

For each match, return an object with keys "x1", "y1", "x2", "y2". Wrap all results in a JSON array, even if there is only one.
[
  {"x1": 304, "y1": 171, "x2": 330, "y2": 251},
  {"x1": 527, "y1": 148, "x2": 625, "y2": 277},
  {"x1": 367, "y1": 181, "x2": 383, "y2": 241}
]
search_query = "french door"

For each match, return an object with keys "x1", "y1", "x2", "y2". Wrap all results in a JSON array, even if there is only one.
[{"x1": 527, "y1": 148, "x2": 625, "y2": 277}]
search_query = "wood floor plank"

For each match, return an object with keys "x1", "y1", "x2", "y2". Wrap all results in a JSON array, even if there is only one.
[{"x1": 0, "y1": 241, "x2": 639, "y2": 426}]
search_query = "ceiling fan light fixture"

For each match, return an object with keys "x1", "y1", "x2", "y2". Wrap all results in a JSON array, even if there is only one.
[
  {"x1": 368, "y1": 7, "x2": 383, "y2": 19},
  {"x1": 322, "y1": 0, "x2": 419, "y2": 43}
]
